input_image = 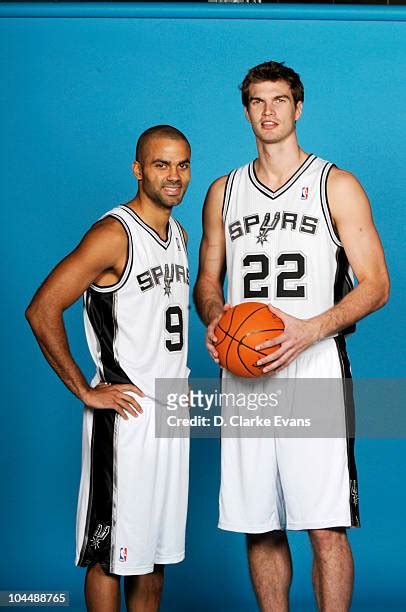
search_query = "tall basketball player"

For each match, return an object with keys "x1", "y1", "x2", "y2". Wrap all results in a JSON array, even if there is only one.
[
  {"x1": 26, "y1": 125, "x2": 191, "y2": 612},
  {"x1": 194, "y1": 62, "x2": 389, "y2": 611}
]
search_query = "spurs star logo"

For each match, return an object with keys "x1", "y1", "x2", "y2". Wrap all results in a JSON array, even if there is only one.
[
  {"x1": 350, "y1": 480, "x2": 359, "y2": 506},
  {"x1": 163, "y1": 263, "x2": 174, "y2": 297},
  {"x1": 90, "y1": 523, "x2": 110, "y2": 549},
  {"x1": 256, "y1": 212, "x2": 280, "y2": 246}
]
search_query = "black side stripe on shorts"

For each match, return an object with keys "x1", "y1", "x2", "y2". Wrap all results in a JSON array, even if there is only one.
[
  {"x1": 334, "y1": 335, "x2": 361, "y2": 528},
  {"x1": 78, "y1": 290, "x2": 133, "y2": 568},
  {"x1": 77, "y1": 409, "x2": 117, "y2": 570}
]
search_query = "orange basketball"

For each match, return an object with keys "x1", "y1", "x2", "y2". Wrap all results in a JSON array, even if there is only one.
[{"x1": 214, "y1": 302, "x2": 284, "y2": 378}]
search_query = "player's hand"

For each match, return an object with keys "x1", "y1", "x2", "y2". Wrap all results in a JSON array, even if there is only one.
[
  {"x1": 82, "y1": 383, "x2": 145, "y2": 420},
  {"x1": 205, "y1": 303, "x2": 231, "y2": 363},
  {"x1": 255, "y1": 304, "x2": 319, "y2": 375}
]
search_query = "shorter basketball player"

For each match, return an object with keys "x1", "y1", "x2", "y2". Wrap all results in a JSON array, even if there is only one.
[
  {"x1": 194, "y1": 62, "x2": 389, "y2": 611},
  {"x1": 26, "y1": 125, "x2": 191, "y2": 612}
]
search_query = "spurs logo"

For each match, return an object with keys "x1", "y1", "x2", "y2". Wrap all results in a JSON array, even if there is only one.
[
  {"x1": 90, "y1": 523, "x2": 110, "y2": 549},
  {"x1": 163, "y1": 263, "x2": 174, "y2": 297},
  {"x1": 256, "y1": 212, "x2": 280, "y2": 245},
  {"x1": 350, "y1": 480, "x2": 359, "y2": 506}
]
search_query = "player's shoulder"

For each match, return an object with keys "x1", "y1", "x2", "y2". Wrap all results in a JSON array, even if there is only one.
[
  {"x1": 208, "y1": 174, "x2": 229, "y2": 195},
  {"x1": 171, "y1": 216, "x2": 188, "y2": 244},
  {"x1": 327, "y1": 165, "x2": 364, "y2": 194},
  {"x1": 86, "y1": 208, "x2": 129, "y2": 247}
]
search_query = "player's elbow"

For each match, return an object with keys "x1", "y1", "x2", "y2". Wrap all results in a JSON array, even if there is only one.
[
  {"x1": 378, "y1": 278, "x2": 390, "y2": 308},
  {"x1": 25, "y1": 297, "x2": 48, "y2": 335},
  {"x1": 372, "y1": 275, "x2": 390, "y2": 310}
]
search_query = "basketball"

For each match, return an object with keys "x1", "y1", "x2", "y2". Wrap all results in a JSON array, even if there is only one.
[{"x1": 214, "y1": 302, "x2": 284, "y2": 378}]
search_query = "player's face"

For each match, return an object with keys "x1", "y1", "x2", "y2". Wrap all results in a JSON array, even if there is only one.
[
  {"x1": 244, "y1": 80, "x2": 302, "y2": 145},
  {"x1": 135, "y1": 138, "x2": 191, "y2": 209}
]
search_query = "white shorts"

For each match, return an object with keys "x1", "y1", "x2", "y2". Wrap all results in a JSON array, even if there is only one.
[
  {"x1": 75, "y1": 396, "x2": 189, "y2": 575},
  {"x1": 219, "y1": 336, "x2": 360, "y2": 533}
]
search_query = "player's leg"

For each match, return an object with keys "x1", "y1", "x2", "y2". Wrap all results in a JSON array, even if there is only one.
[
  {"x1": 308, "y1": 528, "x2": 353, "y2": 612},
  {"x1": 85, "y1": 563, "x2": 121, "y2": 612},
  {"x1": 124, "y1": 565, "x2": 164, "y2": 612},
  {"x1": 247, "y1": 531, "x2": 292, "y2": 612}
]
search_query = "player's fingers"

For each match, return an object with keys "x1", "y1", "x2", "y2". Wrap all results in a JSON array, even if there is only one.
[
  {"x1": 255, "y1": 333, "x2": 286, "y2": 350},
  {"x1": 256, "y1": 347, "x2": 284, "y2": 366},
  {"x1": 116, "y1": 397, "x2": 139, "y2": 417},
  {"x1": 206, "y1": 341, "x2": 219, "y2": 357},
  {"x1": 120, "y1": 391, "x2": 144, "y2": 413},
  {"x1": 114, "y1": 406, "x2": 129, "y2": 420},
  {"x1": 263, "y1": 349, "x2": 295, "y2": 374},
  {"x1": 121, "y1": 384, "x2": 144, "y2": 397}
]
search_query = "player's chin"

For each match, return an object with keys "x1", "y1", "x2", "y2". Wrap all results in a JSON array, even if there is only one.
[{"x1": 163, "y1": 194, "x2": 184, "y2": 207}]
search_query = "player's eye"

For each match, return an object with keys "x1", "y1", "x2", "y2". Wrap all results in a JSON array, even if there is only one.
[
  {"x1": 154, "y1": 162, "x2": 166, "y2": 168},
  {"x1": 179, "y1": 162, "x2": 190, "y2": 170}
]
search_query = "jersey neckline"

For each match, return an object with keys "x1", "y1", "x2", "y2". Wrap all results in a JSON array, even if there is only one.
[
  {"x1": 248, "y1": 154, "x2": 316, "y2": 200},
  {"x1": 120, "y1": 205, "x2": 172, "y2": 249}
]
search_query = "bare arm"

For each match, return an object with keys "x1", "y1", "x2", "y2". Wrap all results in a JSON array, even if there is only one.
[
  {"x1": 193, "y1": 176, "x2": 228, "y2": 360},
  {"x1": 313, "y1": 168, "x2": 389, "y2": 336},
  {"x1": 26, "y1": 217, "x2": 144, "y2": 418},
  {"x1": 257, "y1": 168, "x2": 389, "y2": 373}
]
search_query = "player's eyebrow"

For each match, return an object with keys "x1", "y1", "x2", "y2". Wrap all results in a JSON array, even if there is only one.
[
  {"x1": 151, "y1": 158, "x2": 170, "y2": 164},
  {"x1": 249, "y1": 96, "x2": 264, "y2": 102},
  {"x1": 151, "y1": 158, "x2": 190, "y2": 165}
]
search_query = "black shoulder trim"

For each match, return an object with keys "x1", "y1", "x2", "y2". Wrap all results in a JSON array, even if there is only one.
[{"x1": 320, "y1": 163, "x2": 341, "y2": 247}]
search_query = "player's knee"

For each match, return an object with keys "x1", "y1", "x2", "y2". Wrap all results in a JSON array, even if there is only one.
[{"x1": 309, "y1": 527, "x2": 347, "y2": 554}]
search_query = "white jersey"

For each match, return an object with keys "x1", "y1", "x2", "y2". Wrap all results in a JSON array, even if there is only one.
[
  {"x1": 83, "y1": 205, "x2": 189, "y2": 398},
  {"x1": 223, "y1": 154, "x2": 355, "y2": 333}
]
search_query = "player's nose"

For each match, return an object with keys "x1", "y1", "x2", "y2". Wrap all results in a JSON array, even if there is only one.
[
  {"x1": 263, "y1": 103, "x2": 275, "y2": 115},
  {"x1": 167, "y1": 165, "x2": 181, "y2": 180}
]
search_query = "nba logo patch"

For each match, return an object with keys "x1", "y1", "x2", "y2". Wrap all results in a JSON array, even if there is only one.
[
  {"x1": 176, "y1": 236, "x2": 181, "y2": 251},
  {"x1": 301, "y1": 186, "x2": 309, "y2": 200},
  {"x1": 119, "y1": 547, "x2": 127, "y2": 562}
]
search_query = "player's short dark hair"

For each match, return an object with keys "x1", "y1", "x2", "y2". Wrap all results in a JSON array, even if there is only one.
[
  {"x1": 135, "y1": 125, "x2": 190, "y2": 163},
  {"x1": 240, "y1": 61, "x2": 304, "y2": 107}
]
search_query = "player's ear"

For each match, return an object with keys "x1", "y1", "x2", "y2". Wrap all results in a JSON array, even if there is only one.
[
  {"x1": 132, "y1": 160, "x2": 142, "y2": 180},
  {"x1": 295, "y1": 101, "x2": 303, "y2": 121},
  {"x1": 244, "y1": 106, "x2": 252, "y2": 124}
]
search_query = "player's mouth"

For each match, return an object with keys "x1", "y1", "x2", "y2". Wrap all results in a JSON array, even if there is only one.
[
  {"x1": 261, "y1": 120, "x2": 278, "y2": 129},
  {"x1": 162, "y1": 184, "x2": 182, "y2": 196}
]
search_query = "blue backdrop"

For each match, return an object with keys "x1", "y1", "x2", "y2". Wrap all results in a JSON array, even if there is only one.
[{"x1": 1, "y1": 3, "x2": 405, "y2": 610}]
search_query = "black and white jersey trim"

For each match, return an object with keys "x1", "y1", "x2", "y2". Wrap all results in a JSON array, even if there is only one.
[
  {"x1": 248, "y1": 154, "x2": 316, "y2": 200},
  {"x1": 222, "y1": 170, "x2": 237, "y2": 223},
  {"x1": 90, "y1": 214, "x2": 134, "y2": 293},
  {"x1": 173, "y1": 218, "x2": 187, "y2": 254},
  {"x1": 120, "y1": 205, "x2": 172, "y2": 249},
  {"x1": 320, "y1": 163, "x2": 342, "y2": 247}
]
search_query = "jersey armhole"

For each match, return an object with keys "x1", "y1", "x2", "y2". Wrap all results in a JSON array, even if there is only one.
[
  {"x1": 89, "y1": 213, "x2": 133, "y2": 293},
  {"x1": 320, "y1": 163, "x2": 342, "y2": 248},
  {"x1": 222, "y1": 170, "x2": 236, "y2": 223},
  {"x1": 173, "y1": 218, "x2": 188, "y2": 254}
]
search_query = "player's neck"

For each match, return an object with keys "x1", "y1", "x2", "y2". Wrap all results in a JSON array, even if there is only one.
[
  {"x1": 126, "y1": 196, "x2": 171, "y2": 240},
  {"x1": 255, "y1": 139, "x2": 309, "y2": 192}
]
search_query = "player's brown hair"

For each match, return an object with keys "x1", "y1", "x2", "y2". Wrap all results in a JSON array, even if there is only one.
[
  {"x1": 136, "y1": 125, "x2": 190, "y2": 163},
  {"x1": 240, "y1": 61, "x2": 304, "y2": 108}
]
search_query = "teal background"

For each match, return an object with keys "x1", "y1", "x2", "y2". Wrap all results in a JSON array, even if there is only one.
[{"x1": 1, "y1": 4, "x2": 405, "y2": 610}]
